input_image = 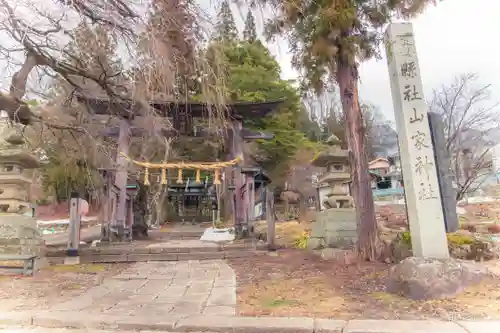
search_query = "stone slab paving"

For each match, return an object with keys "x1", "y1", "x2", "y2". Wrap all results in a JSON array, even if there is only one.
[{"x1": 49, "y1": 260, "x2": 236, "y2": 317}]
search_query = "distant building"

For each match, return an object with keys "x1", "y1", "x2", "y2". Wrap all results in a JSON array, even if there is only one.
[
  {"x1": 368, "y1": 157, "x2": 390, "y2": 176},
  {"x1": 369, "y1": 153, "x2": 403, "y2": 197}
]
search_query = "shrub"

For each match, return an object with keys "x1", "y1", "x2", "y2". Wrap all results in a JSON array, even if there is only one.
[
  {"x1": 293, "y1": 231, "x2": 309, "y2": 249},
  {"x1": 400, "y1": 231, "x2": 474, "y2": 246}
]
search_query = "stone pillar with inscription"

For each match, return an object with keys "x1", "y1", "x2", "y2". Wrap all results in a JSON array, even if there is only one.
[{"x1": 385, "y1": 23, "x2": 449, "y2": 259}]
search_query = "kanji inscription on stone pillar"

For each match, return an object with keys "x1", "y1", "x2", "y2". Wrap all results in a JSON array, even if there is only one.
[{"x1": 385, "y1": 22, "x2": 449, "y2": 259}]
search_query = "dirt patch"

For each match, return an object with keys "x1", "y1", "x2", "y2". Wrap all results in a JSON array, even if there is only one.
[
  {"x1": 0, "y1": 263, "x2": 130, "y2": 311},
  {"x1": 229, "y1": 249, "x2": 500, "y2": 320}
]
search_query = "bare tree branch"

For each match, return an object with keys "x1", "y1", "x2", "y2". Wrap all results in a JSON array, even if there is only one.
[{"x1": 430, "y1": 73, "x2": 500, "y2": 200}]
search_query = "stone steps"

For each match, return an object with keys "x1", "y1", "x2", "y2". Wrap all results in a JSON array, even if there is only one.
[
  {"x1": 45, "y1": 242, "x2": 267, "y2": 264},
  {"x1": 46, "y1": 249, "x2": 263, "y2": 264},
  {"x1": 163, "y1": 230, "x2": 204, "y2": 240}
]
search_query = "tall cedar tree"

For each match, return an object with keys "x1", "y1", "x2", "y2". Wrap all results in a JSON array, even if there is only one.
[
  {"x1": 243, "y1": 11, "x2": 258, "y2": 42},
  {"x1": 258, "y1": 0, "x2": 436, "y2": 260},
  {"x1": 215, "y1": 0, "x2": 239, "y2": 42}
]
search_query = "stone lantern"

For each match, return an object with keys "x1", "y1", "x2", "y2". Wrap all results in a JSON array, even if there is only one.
[
  {"x1": 0, "y1": 115, "x2": 44, "y2": 259},
  {"x1": 308, "y1": 135, "x2": 357, "y2": 249}
]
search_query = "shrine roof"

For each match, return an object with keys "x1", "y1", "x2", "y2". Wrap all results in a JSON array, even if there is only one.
[
  {"x1": 75, "y1": 95, "x2": 284, "y2": 120},
  {"x1": 241, "y1": 167, "x2": 272, "y2": 184}
]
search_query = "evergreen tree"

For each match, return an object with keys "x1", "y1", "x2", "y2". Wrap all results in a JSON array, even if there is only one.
[
  {"x1": 215, "y1": 0, "x2": 238, "y2": 42},
  {"x1": 243, "y1": 11, "x2": 257, "y2": 43},
  {"x1": 203, "y1": 40, "x2": 316, "y2": 183}
]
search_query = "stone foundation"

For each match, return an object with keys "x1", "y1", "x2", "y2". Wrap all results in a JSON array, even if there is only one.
[
  {"x1": 0, "y1": 214, "x2": 46, "y2": 268},
  {"x1": 308, "y1": 208, "x2": 357, "y2": 249}
]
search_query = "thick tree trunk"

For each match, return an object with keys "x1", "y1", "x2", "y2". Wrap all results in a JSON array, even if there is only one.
[{"x1": 336, "y1": 60, "x2": 379, "y2": 261}]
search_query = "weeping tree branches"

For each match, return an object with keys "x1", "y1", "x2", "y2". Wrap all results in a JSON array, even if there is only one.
[
  {"x1": 0, "y1": 0, "x2": 228, "y2": 132},
  {"x1": 0, "y1": 0, "x2": 233, "y2": 207}
]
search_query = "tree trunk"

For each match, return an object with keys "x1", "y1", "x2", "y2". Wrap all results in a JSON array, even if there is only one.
[{"x1": 336, "y1": 60, "x2": 379, "y2": 261}]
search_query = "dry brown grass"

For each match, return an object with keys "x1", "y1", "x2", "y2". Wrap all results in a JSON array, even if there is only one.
[
  {"x1": 229, "y1": 249, "x2": 500, "y2": 320},
  {"x1": 254, "y1": 220, "x2": 311, "y2": 247}
]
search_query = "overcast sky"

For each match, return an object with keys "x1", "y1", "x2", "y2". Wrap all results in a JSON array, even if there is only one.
[{"x1": 204, "y1": 0, "x2": 499, "y2": 122}]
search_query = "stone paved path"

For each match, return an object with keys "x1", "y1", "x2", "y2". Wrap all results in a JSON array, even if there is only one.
[{"x1": 50, "y1": 260, "x2": 236, "y2": 317}]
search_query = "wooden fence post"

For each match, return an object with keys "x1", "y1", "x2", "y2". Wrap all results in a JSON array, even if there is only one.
[{"x1": 266, "y1": 189, "x2": 276, "y2": 251}]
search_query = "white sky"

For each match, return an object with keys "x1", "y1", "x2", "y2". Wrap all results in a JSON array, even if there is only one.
[
  {"x1": 2, "y1": 0, "x2": 497, "y2": 124},
  {"x1": 201, "y1": 0, "x2": 500, "y2": 122}
]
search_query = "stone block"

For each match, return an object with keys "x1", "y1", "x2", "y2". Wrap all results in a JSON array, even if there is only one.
[
  {"x1": 125, "y1": 294, "x2": 158, "y2": 302},
  {"x1": 103, "y1": 308, "x2": 135, "y2": 316},
  {"x1": 203, "y1": 305, "x2": 236, "y2": 316},
  {"x1": 170, "y1": 301, "x2": 204, "y2": 315},
  {"x1": 151, "y1": 253, "x2": 180, "y2": 261},
  {"x1": 0, "y1": 215, "x2": 44, "y2": 257},
  {"x1": 127, "y1": 247, "x2": 150, "y2": 254},
  {"x1": 50, "y1": 298, "x2": 93, "y2": 311},
  {"x1": 325, "y1": 221, "x2": 357, "y2": 232},
  {"x1": 207, "y1": 287, "x2": 236, "y2": 306},
  {"x1": 131, "y1": 304, "x2": 175, "y2": 316},
  {"x1": 82, "y1": 254, "x2": 128, "y2": 263},
  {"x1": 334, "y1": 230, "x2": 358, "y2": 238},
  {"x1": 94, "y1": 247, "x2": 124, "y2": 255},
  {"x1": 126, "y1": 254, "x2": 158, "y2": 262},
  {"x1": 32, "y1": 311, "x2": 118, "y2": 330},
  {"x1": 344, "y1": 320, "x2": 465, "y2": 333},
  {"x1": 185, "y1": 283, "x2": 213, "y2": 295},
  {"x1": 175, "y1": 316, "x2": 314, "y2": 333},
  {"x1": 178, "y1": 252, "x2": 225, "y2": 261},
  {"x1": 0, "y1": 311, "x2": 34, "y2": 326},
  {"x1": 457, "y1": 321, "x2": 500, "y2": 333},
  {"x1": 309, "y1": 209, "x2": 357, "y2": 249},
  {"x1": 189, "y1": 246, "x2": 220, "y2": 253},
  {"x1": 45, "y1": 249, "x2": 66, "y2": 257},
  {"x1": 214, "y1": 278, "x2": 236, "y2": 288},
  {"x1": 159, "y1": 285, "x2": 188, "y2": 298},
  {"x1": 120, "y1": 279, "x2": 148, "y2": 290},
  {"x1": 224, "y1": 250, "x2": 253, "y2": 258},
  {"x1": 109, "y1": 299, "x2": 144, "y2": 309},
  {"x1": 314, "y1": 319, "x2": 347, "y2": 333},
  {"x1": 116, "y1": 315, "x2": 180, "y2": 331},
  {"x1": 183, "y1": 292, "x2": 209, "y2": 303},
  {"x1": 324, "y1": 235, "x2": 356, "y2": 248}
]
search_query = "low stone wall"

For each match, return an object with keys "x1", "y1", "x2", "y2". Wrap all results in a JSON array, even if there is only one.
[
  {"x1": 308, "y1": 208, "x2": 357, "y2": 249},
  {"x1": 0, "y1": 214, "x2": 46, "y2": 268}
]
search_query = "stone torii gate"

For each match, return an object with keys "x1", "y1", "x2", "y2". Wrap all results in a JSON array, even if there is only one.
[{"x1": 77, "y1": 96, "x2": 283, "y2": 239}]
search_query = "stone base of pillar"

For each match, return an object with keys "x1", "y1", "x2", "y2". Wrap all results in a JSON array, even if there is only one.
[
  {"x1": 308, "y1": 208, "x2": 358, "y2": 249},
  {"x1": 0, "y1": 214, "x2": 47, "y2": 270}
]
